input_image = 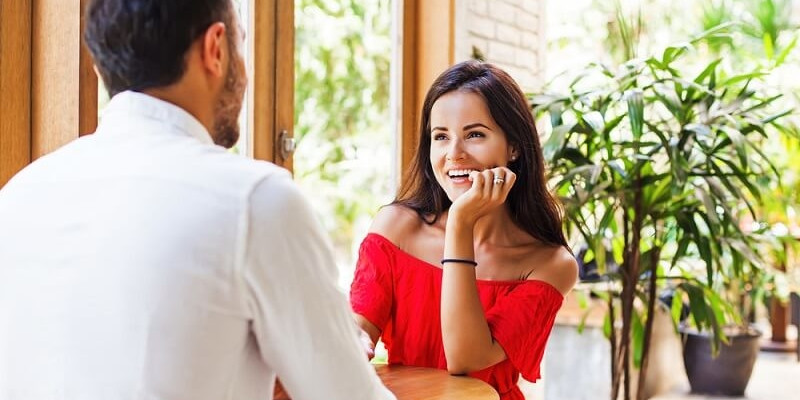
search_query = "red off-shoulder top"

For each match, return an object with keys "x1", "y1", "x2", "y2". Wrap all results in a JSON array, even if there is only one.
[{"x1": 350, "y1": 233, "x2": 564, "y2": 400}]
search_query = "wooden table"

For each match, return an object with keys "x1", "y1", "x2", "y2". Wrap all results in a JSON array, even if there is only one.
[{"x1": 274, "y1": 364, "x2": 499, "y2": 400}]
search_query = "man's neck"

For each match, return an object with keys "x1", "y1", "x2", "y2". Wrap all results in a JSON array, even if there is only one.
[{"x1": 143, "y1": 86, "x2": 214, "y2": 134}]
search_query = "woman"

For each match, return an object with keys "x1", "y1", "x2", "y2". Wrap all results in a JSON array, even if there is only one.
[{"x1": 350, "y1": 60, "x2": 577, "y2": 400}]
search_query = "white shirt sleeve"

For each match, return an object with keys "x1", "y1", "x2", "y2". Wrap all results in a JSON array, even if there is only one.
[{"x1": 241, "y1": 172, "x2": 395, "y2": 400}]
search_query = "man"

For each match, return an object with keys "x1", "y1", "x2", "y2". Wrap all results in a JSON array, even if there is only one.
[{"x1": 0, "y1": 1, "x2": 394, "y2": 399}]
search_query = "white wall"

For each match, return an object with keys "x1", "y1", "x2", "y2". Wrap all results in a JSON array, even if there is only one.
[{"x1": 454, "y1": 0, "x2": 547, "y2": 93}]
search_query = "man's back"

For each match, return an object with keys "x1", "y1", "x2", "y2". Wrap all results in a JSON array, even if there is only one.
[{"x1": 0, "y1": 92, "x2": 391, "y2": 400}]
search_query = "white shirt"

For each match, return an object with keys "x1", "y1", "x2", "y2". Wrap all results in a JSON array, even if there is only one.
[{"x1": 0, "y1": 92, "x2": 394, "y2": 400}]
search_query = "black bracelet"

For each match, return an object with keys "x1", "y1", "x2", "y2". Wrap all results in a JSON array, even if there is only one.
[{"x1": 440, "y1": 258, "x2": 478, "y2": 267}]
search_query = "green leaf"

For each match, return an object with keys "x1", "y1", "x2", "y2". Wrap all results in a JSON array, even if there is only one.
[
  {"x1": 576, "y1": 290, "x2": 590, "y2": 309},
  {"x1": 671, "y1": 290, "x2": 684, "y2": 326},
  {"x1": 645, "y1": 174, "x2": 673, "y2": 208},
  {"x1": 761, "y1": 109, "x2": 793, "y2": 125},
  {"x1": 672, "y1": 236, "x2": 690, "y2": 267},
  {"x1": 661, "y1": 43, "x2": 691, "y2": 65},
  {"x1": 632, "y1": 309, "x2": 644, "y2": 368},
  {"x1": 775, "y1": 34, "x2": 798, "y2": 66},
  {"x1": 763, "y1": 33, "x2": 775, "y2": 60},
  {"x1": 583, "y1": 111, "x2": 605, "y2": 134},
  {"x1": 543, "y1": 124, "x2": 573, "y2": 161},
  {"x1": 720, "y1": 72, "x2": 767, "y2": 87},
  {"x1": 694, "y1": 58, "x2": 722, "y2": 85},
  {"x1": 684, "y1": 123, "x2": 712, "y2": 138},
  {"x1": 608, "y1": 159, "x2": 628, "y2": 179},
  {"x1": 696, "y1": 236, "x2": 713, "y2": 284},
  {"x1": 577, "y1": 308, "x2": 592, "y2": 334},
  {"x1": 689, "y1": 21, "x2": 737, "y2": 45},
  {"x1": 625, "y1": 90, "x2": 644, "y2": 139},
  {"x1": 695, "y1": 186, "x2": 720, "y2": 225},
  {"x1": 684, "y1": 283, "x2": 708, "y2": 328},
  {"x1": 594, "y1": 235, "x2": 607, "y2": 276},
  {"x1": 713, "y1": 156, "x2": 762, "y2": 202},
  {"x1": 603, "y1": 313, "x2": 613, "y2": 339},
  {"x1": 727, "y1": 238, "x2": 762, "y2": 268},
  {"x1": 560, "y1": 147, "x2": 593, "y2": 166},
  {"x1": 603, "y1": 114, "x2": 626, "y2": 136}
]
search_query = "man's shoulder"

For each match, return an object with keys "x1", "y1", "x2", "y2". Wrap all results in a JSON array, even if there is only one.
[
  {"x1": 186, "y1": 149, "x2": 294, "y2": 193},
  {"x1": 212, "y1": 153, "x2": 291, "y2": 180}
]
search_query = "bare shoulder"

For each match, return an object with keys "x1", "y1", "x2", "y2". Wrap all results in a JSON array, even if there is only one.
[
  {"x1": 368, "y1": 204, "x2": 426, "y2": 248},
  {"x1": 528, "y1": 246, "x2": 579, "y2": 296}
]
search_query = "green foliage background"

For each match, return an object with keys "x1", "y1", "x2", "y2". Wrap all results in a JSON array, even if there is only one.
[
  {"x1": 547, "y1": 0, "x2": 800, "y2": 286},
  {"x1": 294, "y1": 0, "x2": 393, "y2": 285}
]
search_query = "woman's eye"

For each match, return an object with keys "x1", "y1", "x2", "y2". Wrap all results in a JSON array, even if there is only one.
[
  {"x1": 467, "y1": 131, "x2": 485, "y2": 138},
  {"x1": 433, "y1": 133, "x2": 448, "y2": 141}
]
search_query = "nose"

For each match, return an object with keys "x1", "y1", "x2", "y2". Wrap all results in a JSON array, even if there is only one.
[{"x1": 445, "y1": 137, "x2": 466, "y2": 161}]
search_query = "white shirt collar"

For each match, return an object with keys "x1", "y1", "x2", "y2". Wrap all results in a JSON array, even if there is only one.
[{"x1": 98, "y1": 90, "x2": 215, "y2": 145}]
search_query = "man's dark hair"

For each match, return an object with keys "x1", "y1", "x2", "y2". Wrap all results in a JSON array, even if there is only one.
[{"x1": 84, "y1": 0, "x2": 233, "y2": 97}]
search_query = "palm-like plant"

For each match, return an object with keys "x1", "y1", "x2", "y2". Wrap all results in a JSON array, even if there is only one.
[{"x1": 533, "y1": 26, "x2": 792, "y2": 400}]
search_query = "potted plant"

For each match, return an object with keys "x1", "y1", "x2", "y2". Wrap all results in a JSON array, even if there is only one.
[
  {"x1": 676, "y1": 254, "x2": 770, "y2": 397},
  {"x1": 532, "y1": 25, "x2": 793, "y2": 399}
]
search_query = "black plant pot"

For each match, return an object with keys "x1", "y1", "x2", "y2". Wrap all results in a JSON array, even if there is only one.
[{"x1": 680, "y1": 329, "x2": 761, "y2": 396}]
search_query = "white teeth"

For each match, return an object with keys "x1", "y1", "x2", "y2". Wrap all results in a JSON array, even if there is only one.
[{"x1": 448, "y1": 169, "x2": 476, "y2": 177}]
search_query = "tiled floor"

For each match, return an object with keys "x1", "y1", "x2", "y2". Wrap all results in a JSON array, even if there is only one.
[{"x1": 652, "y1": 350, "x2": 800, "y2": 400}]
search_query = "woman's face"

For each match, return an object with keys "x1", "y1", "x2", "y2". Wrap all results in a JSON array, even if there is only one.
[{"x1": 429, "y1": 90, "x2": 517, "y2": 201}]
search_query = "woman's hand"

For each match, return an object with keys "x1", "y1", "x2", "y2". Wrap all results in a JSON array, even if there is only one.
[
  {"x1": 449, "y1": 166, "x2": 516, "y2": 225},
  {"x1": 358, "y1": 327, "x2": 376, "y2": 360}
]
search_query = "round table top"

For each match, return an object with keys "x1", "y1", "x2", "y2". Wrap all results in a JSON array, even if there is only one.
[
  {"x1": 273, "y1": 364, "x2": 499, "y2": 400},
  {"x1": 375, "y1": 364, "x2": 499, "y2": 400}
]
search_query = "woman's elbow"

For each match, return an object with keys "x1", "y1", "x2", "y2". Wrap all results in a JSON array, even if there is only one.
[
  {"x1": 444, "y1": 341, "x2": 506, "y2": 374},
  {"x1": 446, "y1": 361, "x2": 470, "y2": 375},
  {"x1": 445, "y1": 355, "x2": 491, "y2": 375}
]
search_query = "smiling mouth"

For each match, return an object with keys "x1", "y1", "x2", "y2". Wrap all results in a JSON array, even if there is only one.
[
  {"x1": 447, "y1": 169, "x2": 478, "y2": 179},
  {"x1": 446, "y1": 169, "x2": 478, "y2": 184}
]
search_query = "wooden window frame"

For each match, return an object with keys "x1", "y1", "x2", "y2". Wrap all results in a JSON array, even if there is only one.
[
  {"x1": 31, "y1": 0, "x2": 97, "y2": 160},
  {"x1": 1, "y1": 0, "x2": 294, "y2": 187},
  {"x1": 3, "y1": 0, "x2": 449, "y2": 186},
  {"x1": 0, "y1": 0, "x2": 32, "y2": 187},
  {"x1": 397, "y1": 0, "x2": 455, "y2": 187},
  {"x1": 247, "y1": 0, "x2": 294, "y2": 171}
]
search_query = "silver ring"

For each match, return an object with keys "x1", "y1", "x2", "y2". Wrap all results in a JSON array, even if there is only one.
[{"x1": 493, "y1": 176, "x2": 505, "y2": 185}]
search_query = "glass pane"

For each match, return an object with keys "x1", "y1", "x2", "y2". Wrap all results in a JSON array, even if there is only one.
[{"x1": 294, "y1": 0, "x2": 394, "y2": 288}]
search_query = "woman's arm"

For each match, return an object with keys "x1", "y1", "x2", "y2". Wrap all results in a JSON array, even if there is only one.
[
  {"x1": 440, "y1": 168, "x2": 514, "y2": 374},
  {"x1": 440, "y1": 215, "x2": 507, "y2": 374}
]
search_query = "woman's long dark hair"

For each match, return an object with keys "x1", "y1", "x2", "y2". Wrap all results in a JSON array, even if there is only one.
[{"x1": 394, "y1": 60, "x2": 568, "y2": 248}]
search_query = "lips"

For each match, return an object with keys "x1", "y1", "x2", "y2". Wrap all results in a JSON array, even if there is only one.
[{"x1": 445, "y1": 168, "x2": 479, "y2": 187}]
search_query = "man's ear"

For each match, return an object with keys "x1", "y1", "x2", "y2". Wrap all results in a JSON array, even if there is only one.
[{"x1": 200, "y1": 22, "x2": 227, "y2": 78}]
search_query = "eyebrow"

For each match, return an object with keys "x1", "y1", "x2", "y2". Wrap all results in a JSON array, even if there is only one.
[
  {"x1": 431, "y1": 123, "x2": 493, "y2": 132},
  {"x1": 464, "y1": 123, "x2": 492, "y2": 131}
]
